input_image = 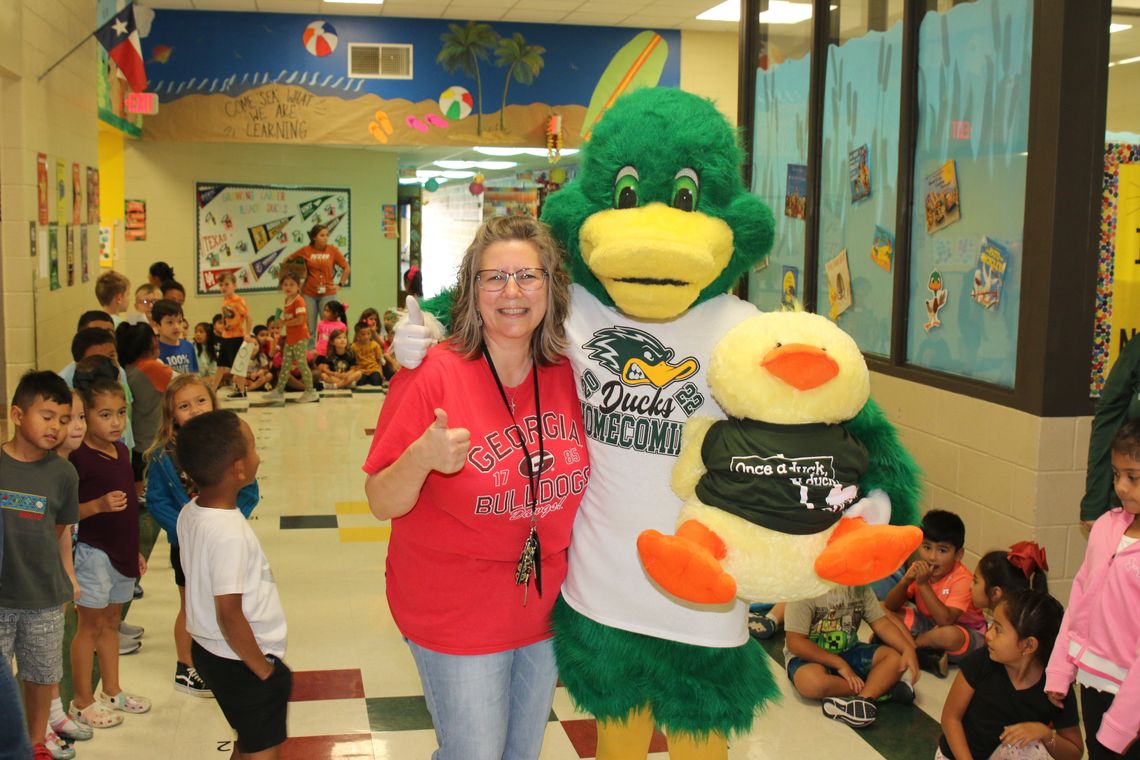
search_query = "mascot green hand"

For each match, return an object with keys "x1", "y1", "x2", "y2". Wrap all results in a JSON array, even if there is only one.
[
  {"x1": 637, "y1": 311, "x2": 923, "y2": 606},
  {"x1": 397, "y1": 88, "x2": 922, "y2": 760}
]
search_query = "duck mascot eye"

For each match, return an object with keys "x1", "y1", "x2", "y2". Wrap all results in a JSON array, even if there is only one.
[{"x1": 410, "y1": 87, "x2": 922, "y2": 760}]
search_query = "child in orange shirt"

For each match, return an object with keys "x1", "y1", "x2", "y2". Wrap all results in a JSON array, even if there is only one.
[
  {"x1": 264, "y1": 272, "x2": 318, "y2": 404},
  {"x1": 212, "y1": 272, "x2": 254, "y2": 396},
  {"x1": 884, "y1": 510, "x2": 987, "y2": 677}
]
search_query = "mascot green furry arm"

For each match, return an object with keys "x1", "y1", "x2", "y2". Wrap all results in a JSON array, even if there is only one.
[{"x1": 408, "y1": 88, "x2": 921, "y2": 757}]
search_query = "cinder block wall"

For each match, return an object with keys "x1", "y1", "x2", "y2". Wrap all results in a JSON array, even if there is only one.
[{"x1": 872, "y1": 372, "x2": 1091, "y2": 604}]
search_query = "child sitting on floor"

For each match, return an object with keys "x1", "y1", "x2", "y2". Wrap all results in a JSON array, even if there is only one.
[
  {"x1": 884, "y1": 509, "x2": 987, "y2": 677},
  {"x1": 785, "y1": 582, "x2": 920, "y2": 729},
  {"x1": 940, "y1": 591, "x2": 1082, "y2": 760}
]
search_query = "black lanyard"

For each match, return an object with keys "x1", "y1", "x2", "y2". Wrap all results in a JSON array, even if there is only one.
[{"x1": 482, "y1": 346, "x2": 544, "y2": 603}]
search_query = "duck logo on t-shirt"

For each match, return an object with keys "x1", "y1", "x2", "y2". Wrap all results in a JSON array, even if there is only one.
[{"x1": 577, "y1": 327, "x2": 705, "y2": 457}]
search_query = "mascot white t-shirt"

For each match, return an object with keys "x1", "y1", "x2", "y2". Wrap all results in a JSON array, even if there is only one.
[{"x1": 561, "y1": 283, "x2": 758, "y2": 647}]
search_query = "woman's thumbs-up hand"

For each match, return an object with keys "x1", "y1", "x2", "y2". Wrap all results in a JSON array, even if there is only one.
[{"x1": 415, "y1": 408, "x2": 470, "y2": 474}]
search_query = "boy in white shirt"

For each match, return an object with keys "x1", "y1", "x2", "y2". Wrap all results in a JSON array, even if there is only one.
[{"x1": 176, "y1": 410, "x2": 290, "y2": 759}]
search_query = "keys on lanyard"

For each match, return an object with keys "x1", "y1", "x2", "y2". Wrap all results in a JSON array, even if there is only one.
[{"x1": 515, "y1": 524, "x2": 542, "y2": 606}]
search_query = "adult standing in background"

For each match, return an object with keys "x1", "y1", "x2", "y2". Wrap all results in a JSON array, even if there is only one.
[
  {"x1": 1081, "y1": 337, "x2": 1140, "y2": 528},
  {"x1": 148, "y1": 262, "x2": 174, "y2": 289},
  {"x1": 291, "y1": 224, "x2": 350, "y2": 344}
]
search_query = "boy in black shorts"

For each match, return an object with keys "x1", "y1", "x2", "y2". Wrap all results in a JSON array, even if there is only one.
[{"x1": 176, "y1": 411, "x2": 290, "y2": 758}]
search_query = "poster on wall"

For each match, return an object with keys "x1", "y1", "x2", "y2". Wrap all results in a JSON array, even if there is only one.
[
  {"x1": 37, "y1": 154, "x2": 49, "y2": 224},
  {"x1": 785, "y1": 164, "x2": 807, "y2": 219},
  {"x1": 849, "y1": 144, "x2": 871, "y2": 203},
  {"x1": 87, "y1": 167, "x2": 100, "y2": 224},
  {"x1": 47, "y1": 222, "x2": 60, "y2": 290},
  {"x1": 780, "y1": 265, "x2": 799, "y2": 311},
  {"x1": 99, "y1": 225, "x2": 113, "y2": 267},
  {"x1": 825, "y1": 249, "x2": 853, "y2": 320},
  {"x1": 65, "y1": 225, "x2": 75, "y2": 287},
  {"x1": 871, "y1": 226, "x2": 894, "y2": 272},
  {"x1": 382, "y1": 204, "x2": 398, "y2": 239},
  {"x1": 125, "y1": 200, "x2": 147, "y2": 241},
  {"x1": 923, "y1": 160, "x2": 961, "y2": 234},
  {"x1": 971, "y1": 236, "x2": 1008, "y2": 310},
  {"x1": 81, "y1": 225, "x2": 90, "y2": 283},
  {"x1": 55, "y1": 160, "x2": 66, "y2": 222},
  {"x1": 28, "y1": 222, "x2": 37, "y2": 259},
  {"x1": 72, "y1": 164, "x2": 82, "y2": 225},
  {"x1": 195, "y1": 183, "x2": 351, "y2": 294}
]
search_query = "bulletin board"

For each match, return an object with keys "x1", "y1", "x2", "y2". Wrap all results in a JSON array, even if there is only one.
[{"x1": 195, "y1": 182, "x2": 350, "y2": 294}]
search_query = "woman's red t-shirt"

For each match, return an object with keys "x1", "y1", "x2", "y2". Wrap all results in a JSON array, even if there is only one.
[{"x1": 363, "y1": 344, "x2": 590, "y2": 655}]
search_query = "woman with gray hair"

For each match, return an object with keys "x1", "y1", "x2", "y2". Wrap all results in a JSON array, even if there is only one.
[{"x1": 362, "y1": 215, "x2": 590, "y2": 760}]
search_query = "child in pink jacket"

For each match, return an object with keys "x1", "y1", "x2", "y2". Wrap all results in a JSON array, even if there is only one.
[{"x1": 1046, "y1": 420, "x2": 1140, "y2": 759}]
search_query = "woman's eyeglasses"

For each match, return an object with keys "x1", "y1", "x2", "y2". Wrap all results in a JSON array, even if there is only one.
[{"x1": 475, "y1": 268, "x2": 548, "y2": 292}]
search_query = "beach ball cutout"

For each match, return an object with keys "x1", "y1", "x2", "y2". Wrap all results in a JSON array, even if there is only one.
[
  {"x1": 439, "y1": 86, "x2": 474, "y2": 120},
  {"x1": 303, "y1": 21, "x2": 338, "y2": 57}
]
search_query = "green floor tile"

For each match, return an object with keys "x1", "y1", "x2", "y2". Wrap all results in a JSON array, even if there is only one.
[{"x1": 366, "y1": 695, "x2": 435, "y2": 732}]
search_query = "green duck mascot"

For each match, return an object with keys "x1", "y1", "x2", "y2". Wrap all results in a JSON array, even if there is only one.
[{"x1": 401, "y1": 87, "x2": 921, "y2": 760}]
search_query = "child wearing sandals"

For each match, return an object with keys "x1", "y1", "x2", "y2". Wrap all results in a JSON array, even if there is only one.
[
  {"x1": 146, "y1": 375, "x2": 260, "y2": 698},
  {"x1": 939, "y1": 591, "x2": 1082, "y2": 760},
  {"x1": 67, "y1": 375, "x2": 150, "y2": 729},
  {"x1": 1045, "y1": 420, "x2": 1140, "y2": 759}
]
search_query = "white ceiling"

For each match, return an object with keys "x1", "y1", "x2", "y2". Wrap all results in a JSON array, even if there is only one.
[{"x1": 140, "y1": 0, "x2": 740, "y2": 32}]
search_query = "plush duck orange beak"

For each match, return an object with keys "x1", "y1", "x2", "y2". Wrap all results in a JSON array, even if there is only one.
[{"x1": 761, "y1": 344, "x2": 839, "y2": 391}]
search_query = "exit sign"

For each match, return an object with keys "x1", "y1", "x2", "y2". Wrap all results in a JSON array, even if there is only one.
[
  {"x1": 124, "y1": 92, "x2": 159, "y2": 115},
  {"x1": 951, "y1": 120, "x2": 972, "y2": 139}
]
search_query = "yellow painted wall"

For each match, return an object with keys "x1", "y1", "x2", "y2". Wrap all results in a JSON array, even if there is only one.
[
  {"x1": 121, "y1": 141, "x2": 399, "y2": 328},
  {"x1": 680, "y1": 30, "x2": 740, "y2": 126}
]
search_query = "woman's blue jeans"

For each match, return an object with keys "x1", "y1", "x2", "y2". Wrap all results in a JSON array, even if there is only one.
[{"x1": 406, "y1": 637, "x2": 558, "y2": 760}]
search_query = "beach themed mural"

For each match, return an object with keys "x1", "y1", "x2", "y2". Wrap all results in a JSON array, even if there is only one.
[{"x1": 140, "y1": 12, "x2": 680, "y2": 148}]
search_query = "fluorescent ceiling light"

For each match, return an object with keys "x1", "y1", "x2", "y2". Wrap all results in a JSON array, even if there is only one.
[
  {"x1": 439, "y1": 170, "x2": 475, "y2": 179},
  {"x1": 434, "y1": 159, "x2": 518, "y2": 170},
  {"x1": 697, "y1": 0, "x2": 834, "y2": 24},
  {"x1": 1117, "y1": 55, "x2": 1140, "y2": 65},
  {"x1": 1110, "y1": 23, "x2": 1132, "y2": 33},
  {"x1": 472, "y1": 146, "x2": 579, "y2": 158},
  {"x1": 398, "y1": 178, "x2": 421, "y2": 185}
]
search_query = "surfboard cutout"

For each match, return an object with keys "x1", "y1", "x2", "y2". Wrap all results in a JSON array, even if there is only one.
[{"x1": 581, "y1": 30, "x2": 669, "y2": 140}]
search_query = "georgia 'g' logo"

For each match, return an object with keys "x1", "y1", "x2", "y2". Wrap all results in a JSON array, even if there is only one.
[{"x1": 583, "y1": 327, "x2": 698, "y2": 390}]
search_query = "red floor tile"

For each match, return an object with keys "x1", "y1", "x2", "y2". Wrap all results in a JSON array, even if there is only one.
[
  {"x1": 560, "y1": 719, "x2": 667, "y2": 758},
  {"x1": 289, "y1": 669, "x2": 366, "y2": 702},
  {"x1": 280, "y1": 734, "x2": 374, "y2": 760}
]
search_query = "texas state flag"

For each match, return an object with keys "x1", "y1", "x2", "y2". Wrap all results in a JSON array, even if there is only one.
[{"x1": 94, "y1": 5, "x2": 147, "y2": 93}]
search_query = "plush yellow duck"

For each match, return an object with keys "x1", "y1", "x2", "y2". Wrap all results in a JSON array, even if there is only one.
[{"x1": 637, "y1": 311, "x2": 922, "y2": 604}]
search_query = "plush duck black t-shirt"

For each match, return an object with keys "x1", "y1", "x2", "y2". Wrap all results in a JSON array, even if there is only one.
[{"x1": 694, "y1": 417, "x2": 868, "y2": 535}]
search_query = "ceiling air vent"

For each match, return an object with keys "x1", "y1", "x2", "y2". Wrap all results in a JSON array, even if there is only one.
[{"x1": 348, "y1": 43, "x2": 413, "y2": 80}]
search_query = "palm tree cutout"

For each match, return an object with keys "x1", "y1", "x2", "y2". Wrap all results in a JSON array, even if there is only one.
[
  {"x1": 437, "y1": 21, "x2": 498, "y2": 135},
  {"x1": 496, "y1": 33, "x2": 545, "y2": 133}
]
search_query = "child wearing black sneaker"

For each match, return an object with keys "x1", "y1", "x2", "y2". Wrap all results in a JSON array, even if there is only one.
[
  {"x1": 784, "y1": 583, "x2": 920, "y2": 729},
  {"x1": 177, "y1": 411, "x2": 290, "y2": 759}
]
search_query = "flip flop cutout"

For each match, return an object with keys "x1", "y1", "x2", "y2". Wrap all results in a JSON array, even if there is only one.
[
  {"x1": 374, "y1": 110, "x2": 393, "y2": 135},
  {"x1": 405, "y1": 115, "x2": 429, "y2": 133},
  {"x1": 368, "y1": 121, "x2": 389, "y2": 144},
  {"x1": 424, "y1": 113, "x2": 449, "y2": 129}
]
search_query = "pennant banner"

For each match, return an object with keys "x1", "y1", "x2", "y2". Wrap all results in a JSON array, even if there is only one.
[
  {"x1": 251, "y1": 248, "x2": 285, "y2": 280},
  {"x1": 196, "y1": 183, "x2": 350, "y2": 294}
]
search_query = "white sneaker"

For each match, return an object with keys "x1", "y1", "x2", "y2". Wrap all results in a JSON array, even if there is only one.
[
  {"x1": 296, "y1": 390, "x2": 320, "y2": 403},
  {"x1": 263, "y1": 389, "x2": 285, "y2": 402}
]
